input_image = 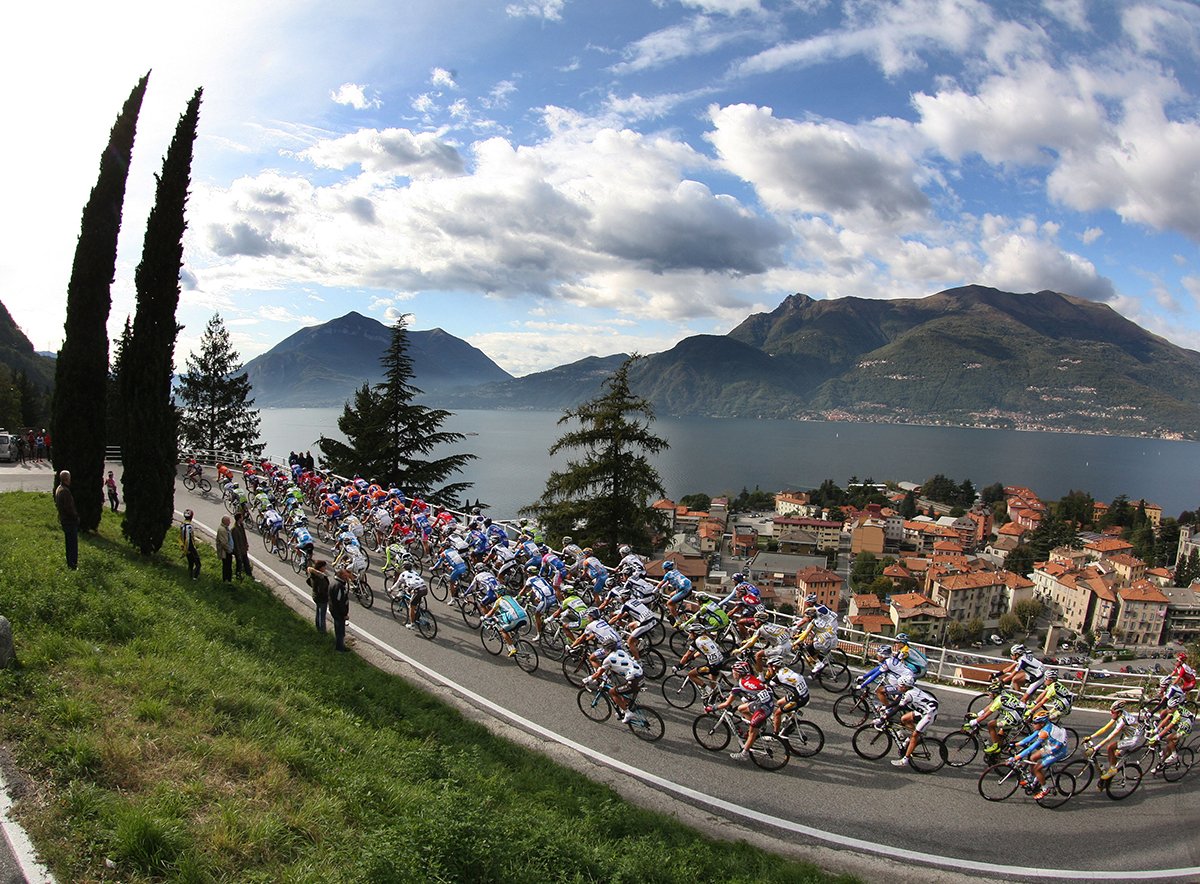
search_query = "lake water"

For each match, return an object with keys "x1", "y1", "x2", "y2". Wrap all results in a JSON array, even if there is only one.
[{"x1": 259, "y1": 407, "x2": 1200, "y2": 519}]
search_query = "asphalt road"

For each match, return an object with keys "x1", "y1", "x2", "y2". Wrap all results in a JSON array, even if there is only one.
[{"x1": 4, "y1": 460, "x2": 1199, "y2": 881}]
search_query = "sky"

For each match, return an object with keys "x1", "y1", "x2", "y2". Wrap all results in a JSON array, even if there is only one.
[{"x1": 4, "y1": 0, "x2": 1200, "y2": 378}]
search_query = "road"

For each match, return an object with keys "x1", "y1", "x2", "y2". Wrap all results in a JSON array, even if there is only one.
[{"x1": 5, "y1": 460, "x2": 1199, "y2": 881}]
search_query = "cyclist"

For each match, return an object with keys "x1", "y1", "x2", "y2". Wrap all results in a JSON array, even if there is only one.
[
  {"x1": 766, "y1": 660, "x2": 810, "y2": 737},
  {"x1": 876, "y1": 682, "x2": 939, "y2": 767},
  {"x1": 552, "y1": 589, "x2": 593, "y2": 645},
  {"x1": 1001, "y1": 644, "x2": 1046, "y2": 700},
  {"x1": 1024, "y1": 669, "x2": 1073, "y2": 723},
  {"x1": 518, "y1": 563, "x2": 559, "y2": 641},
  {"x1": 487, "y1": 540, "x2": 521, "y2": 587},
  {"x1": 397, "y1": 565, "x2": 429, "y2": 630},
  {"x1": 464, "y1": 561, "x2": 503, "y2": 608},
  {"x1": 720, "y1": 577, "x2": 765, "y2": 639},
  {"x1": 292, "y1": 517, "x2": 315, "y2": 568},
  {"x1": 538, "y1": 544, "x2": 569, "y2": 596},
  {"x1": 964, "y1": 678, "x2": 1028, "y2": 757},
  {"x1": 857, "y1": 644, "x2": 916, "y2": 709},
  {"x1": 793, "y1": 596, "x2": 840, "y2": 676},
  {"x1": 735, "y1": 610, "x2": 793, "y2": 675},
  {"x1": 656, "y1": 560, "x2": 692, "y2": 623},
  {"x1": 432, "y1": 541, "x2": 468, "y2": 604},
  {"x1": 608, "y1": 590, "x2": 661, "y2": 661},
  {"x1": 678, "y1": 598, "x2": 732, "y2": 638},
  {"x1": 1084, "y1": 699, "x2": 1145, "y2": 784},
  {"x1": 262, "y1": 506, "x2": 285, "y2": 554},
  {"x1": 560, "y1": 535, "x2": 584, "y2": 565},
  {"x1": 184, "y1": 458, "x2": 203, "y2": 482},
  {"x1": 674, "y1": 622, "x2": 726, "y2": 698},
  {"x1": 570, "y1": 607, "x2": 625, "y2": 664},
  {"x1": 1169, "y1": 651, "x2": 1196, "y2": 692},
  {"x1": 575, "y1": 547, "x2": 610, "y2": 599},
  {"x1": 584, "y1": 647, "x2": 644, "y2": 722},
  {"x1": 1010, "y1": 713, "x2": 1071, "y2": 799},
  {"x1": 1151, "y1": 703, "x2": 1195, "y2": 767},
  {"x1": 615, "y1": 544, "x2": 647, "y2": 580},
  {"x1": 484, "y1": 518, "x2": 509, "y2": 548},
  {"x1": 708, "y1": 660, "x2": 774, "y2": 762},
  {"x1": 337, "y1": 525, "x2": 369, "y2": 585},
  {"x1": 484, "y1": 593, "x2": 530, "y2": 657}
]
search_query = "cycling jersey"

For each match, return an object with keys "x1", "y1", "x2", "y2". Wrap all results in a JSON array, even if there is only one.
[
  {"x1": 264, "y1": 509, "x2": 283, "y2": 530},
  {"x1": 399, "y1": 571, "x2": 427, "y2": 597},
  {"x1": 1014, "y1": 653, "x2": 1045, "y2": 680},
  {"x1": 619, "y1": 598, "x2": 658, "y2": 624},
  {"x1": 524, "y1": 575, "x2": 558, "y2": 613},
  {"x1": 660, "y1": 569, "x2": 692, "y2": 597},
  {"x1": 560, "y1": 595, "x2": 590, "y2": 626},
  {"x1": 624, "y1": 576, "x2": 658, "y2": 602},
  {"x1": 733, "y1": 676, "x2": 775, "y2": 712},
  {"x1": 1174, "y1": 662, "x2": 1197, "y2": 691},
  {"x1": 617, "y1": 553, "x2": 647, "y2": 578},
  {"x1": 601, "y1": 649, "x2": 644, "y2": 688},
  {"x1": 584, "y1": 619, "x2": 624, "y2": 649},
  {"x1": 293, "y1": 526, "x2": 313, "y2": 547},
  {"x1": 771, "y1": 666, "x2": 810, "y2": 701},
  {"x1": 687, "y1": 602, "x2": 730, "y2": 632},
  {"x1": 496, "y1": 595, "x2": 528, "y2": 628},
  {"x1": 691, "y1": 634, "x2": 724, "y2": 666}
]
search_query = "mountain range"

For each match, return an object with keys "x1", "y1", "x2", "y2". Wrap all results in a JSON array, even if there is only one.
[{"x1": 0, "y1": 300, "x2": 55, "y2": 390}]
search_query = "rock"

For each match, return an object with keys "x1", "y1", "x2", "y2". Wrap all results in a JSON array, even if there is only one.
[{"x1": 0, "y1": 617, "x2": 13, "y2": 668}]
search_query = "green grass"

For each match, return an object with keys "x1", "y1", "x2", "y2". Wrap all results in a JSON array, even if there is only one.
[{"x1": 0, "y1": 493, "x2": 855, "y2": 883}]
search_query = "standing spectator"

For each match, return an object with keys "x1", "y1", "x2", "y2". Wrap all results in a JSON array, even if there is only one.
[
  {"x1": 288, "y1": 451, "x2": 299, "y2": 468},
  {"x1": 26, "y1": 430, "x2": 35, "y2": 463},
  {"x1": 232, "y1": 511, "x2": 253, "y2": 580},
  {"x1": 35, "y1": 430, "x2": 45, "y2": 463},
  {"x1": 304, "y1": 450, "x2": 315, "y2": 472},
  {"x1": 104, "y1": 470, "x2": 120, "y2": 512},
  {"x1": 306, "y1": 559, "x2": 330, "y2": 633},
  {"x1": 43, "y1": 430, "x2": 51, "y2": 460},
  {"x1": 53, "y1": 470, "x2": 79, "y2": 570},
  {"x1": 215, "y1": 515, "x2": 234, "y2": 583},
  {"x1": 14, "y1": 433, "x2": 24, "y2": 464},
  {"x1": 180, "y1": 509, "x2": 201, "y2": 579},
  {"x1": 330, "y1": 568, "x2": 352, "y2": 652}
]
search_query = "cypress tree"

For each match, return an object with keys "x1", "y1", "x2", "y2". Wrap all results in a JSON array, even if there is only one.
[
  {"x1": 52, "y1": 74, "x2": 149, "y2": 531},
  {"x1": 106, "y1": 317, "x2": 131, "y2": 450},
  {"x1": 177, "y1": 313, "x2": 263, "y2": 458},
  {"x1": 122, "y1": 89, "x2": 201, "y2": 555}
]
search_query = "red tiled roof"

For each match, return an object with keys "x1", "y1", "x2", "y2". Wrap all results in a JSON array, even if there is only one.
[
  {"x1": 852, "y1": 593, "x2": 883, "y2": 610},
  {"x1": 1119, "y1": 580, "x2": 1170, "y2": 604},
  {"x1": 849, "y1": 614, "x2": 893, "y2": 632}
]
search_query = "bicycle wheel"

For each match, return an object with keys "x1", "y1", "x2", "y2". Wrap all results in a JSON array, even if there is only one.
[
  {"x1": 1061, "y1": 758, "x2": 1093, "y2": 794},
  {"x1": 692, "y1": 713, "x2": 733, "y2": 752},
  {"x1": 224, "y1": 494, "x2": 237, "y2": 514},
  {"x1": 276, "y1": 541, "x2": 290, "y2": 563},
  {"x1": 851, "y1": 724, "x2": 894, "y2": 761},
  {"x1": 291, "y1": 552, "x2": 307, "y2": 575},
  {"x1": 966, "y1": 692, "x2": 994, "y2": 715},
  {"x1": 783, "y1": 719, "x2": 824, "y2": 758},
  {"x1": 429, "y1": 575, "x2": 449, "y2": 603},
  {"x1": 645, "y1": 620, "x2": 666, "y2": 647},
  {"x1": 577, "y1": 688, "x2": 612, "y2": 722},
  {"x1": 909, "y1": 736, "x2": 946, "y2": 773},
  {"x1": 834, "y1": 693, "x2": 872, "y2": 729},
  {"x1": 361, "y1": 530, "x2": 378, "y2": 552},
  {"x1": 978, "y1": 762, "x2": 1023, "y2": 801},
  {"x1": 1060, "y1": 726, "x2": 1080, "y2": 756},
  {"x1": 816, "y1": 653, "x2": 851, "y2": 693},
  {"x1": 459, "y1": 599, "x2": 482, "y2": 631},
  {"x1": 416, "y1": 609, "x2": 438, "y2": 640},
  {"x1": 562, "y1": 652, "x2": 591, "y2": 688},
  {"x1": 1161, "y1": 746, "x2": 1195, "y2": 783},
  {"x1": 1103, "y1": 761, "x2": 1142, "y2": 800},
  {"x1": 540, "y1": 625, "x2": 566, "y2": 660},
  {"x1": 262, "y1": 532, "x2": 273, "y2": 552},
  {"x1": 942, "y1": 731, "x2": 980, "y2": 768},
  {"x1": 626, "y1": 705, "x2": 665, "y2": 743},
  {"x1": 639, "y1": 648, "x2": 666, "y2": 681},
  {"x1": 669, "y1": 630, "x2": 689, "y2": 658},
  {"x1": 390, "y1": 595, "x2": 405, "y2": 622},
  {"x1": 481, "y1": 624, "x2": 505, "y2": 656},
  {"x1": 661, "y1": 674, "x2": 698, "y2": 709},
  {"x1": 1036, "y1": 771, "x2": 1076, "y2": 809},
  {"x1": 182, "y1": 476, "x2": 196, "y2": 492},
  {"x1": 198, "y1": 478, "x2": 212, "y2": 495},
  {"x1": 354, "y1": 578, "x2": 374, "y2": 609},
  {"x1": 513, "y1": 639, "x2": 539, "y2": 674},
  {"x1": 749, "y1": 734, "x2": 790, "y2": 771}
]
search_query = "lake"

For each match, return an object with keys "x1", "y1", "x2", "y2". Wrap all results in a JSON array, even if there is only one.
[{"x1": 259, "y1": 407, "x2": 1200, "y2": 519}]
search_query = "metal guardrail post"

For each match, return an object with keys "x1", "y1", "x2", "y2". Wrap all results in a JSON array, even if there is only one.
[{"x1": 1078, "y1": 667, "x2": 1092, "y2": 700}]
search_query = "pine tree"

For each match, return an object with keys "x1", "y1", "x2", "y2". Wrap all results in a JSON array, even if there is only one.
[
  {"x1": 52, "y1": 74, "x2": 148, "y2": 531},
  {"x1": 106, "y1": 318, "x2": 132, "y2": 450},
  {"x1": 318, "y1": 315, "x2": 475, "y2": 506},
  {"x1": 521, "y1": 356, "x2": 668, "y2": 553},
  {"x1": 177, "y1": 313, "x2": 263, "y2": 458},
  {"x1": 122, "y1": 89, "x2": 201, "y2": 555}
]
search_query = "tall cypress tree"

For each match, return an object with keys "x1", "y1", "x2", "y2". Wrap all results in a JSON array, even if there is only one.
[
  {"x1": 52, "y1": 74, "x2": 149, "y2": 531},
  {"x1": 177, "y1": 313, "x2": 263, "y2": 457},
  {"x1": 106, "y1": 317, "x2": 132, "y2": 450},
  {"x1": 122, "y1": 89, "x2": 202, "y2": 555}
]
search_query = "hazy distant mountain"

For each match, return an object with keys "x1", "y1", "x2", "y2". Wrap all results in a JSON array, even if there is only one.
[
  {"x1": 244, "y1": 311, "x2": 512, "y2": 407},
  {"x1": 440, "y1": 354, "x2": 631, "y2": 410},
  {"x1": 0, "y1": 300, "x2": 55, "y2": 390}
]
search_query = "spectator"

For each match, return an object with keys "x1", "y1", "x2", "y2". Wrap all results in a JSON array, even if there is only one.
[
  {"x1": 35, "y1": 430, "x2": 45, "y2": 463},
  {"x1": 232, "y1": 511, "x2": 253, "y2": 580},
  {"x1": 180, "y1": 509, "x2": 200, "y2": 579},
  {"x1": 43, "y1": 430, "x2": 51, "y2": 460},
  {"x1": 25, "y1": 430, "x2": 35, "y2": 463},
  {"x1": 306, "y1": 559, "x2": 330, "y2": 633},
  {"x1": 215, "y1": 515, "x2": 234, "y2": 583},
  {"x1": 304, "y1": 450, "x2": 315, "y2": 472},
  {"x1": 53, "y1": 470, "x2": 79, "y2": 570},
  {"x1": 330, "y1": 568, "x2": 352, "y2": 652},
  {"x1": 104, "y1": 470, "x2": 120, "y2": 512}
]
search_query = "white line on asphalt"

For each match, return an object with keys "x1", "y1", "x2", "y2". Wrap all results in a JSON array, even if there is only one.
[
  {"x1": 188, "y1": 513, "x2": 1198, "y2": 883},
  {"x1": 0, "y1": 769, "x2": 56, "y2": 884}
]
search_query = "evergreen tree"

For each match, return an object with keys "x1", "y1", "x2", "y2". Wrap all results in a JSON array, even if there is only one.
[
  {"x1": 0, "y1": 366, "x2": 20, "y2": 428},
  {"x1": 122, "y1": 89, "x2": 201, "y2": 555},
  {"x1": 15, "y1": 371, "x2": 48, "y2": 428},
  {"x1": 52, "y1": 74, "x2": 149, "y2": 531},
  {"x1": 900, "y1": 489, "x2": 917, "y2": 519},
  {"x1": 177, "y1": 313, "x2": 263, "y2": 458},
  {"x1": 522, "y1": 356, "x2": 668, "y2": 553},
  {"x1": 106, "y1": 318, "x2": 132, "y2": 450},
  {"x1": 318, "y1": 315, "x2": 474, "y2": 506}
]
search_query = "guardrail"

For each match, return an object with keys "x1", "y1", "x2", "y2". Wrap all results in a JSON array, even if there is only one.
[{"x1": 176, "y1": 448, "x2": 1188, "y2": 709}]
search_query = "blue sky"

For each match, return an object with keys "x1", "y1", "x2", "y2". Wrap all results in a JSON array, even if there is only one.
[{"x1": 4, "y1": 0, "x2": 1200, "y2": 376}]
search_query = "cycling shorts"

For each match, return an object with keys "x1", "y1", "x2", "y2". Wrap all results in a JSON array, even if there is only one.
[
  {"x1": 628, "y1": 619, "x2": 659, "y2": 642},
  {"x1": 996, "y1": 709, "x2": 1022, "y2": 730},
  {"x1": 669, "y1": 586, "x2": 692, "y2": 604},
  {"x1": 450, "y1": 563, "x2": 468, "y2": 581},
  {"x1": 1039, "y1": 742, "x2": 1070, "y2": 768},
  {"x1": 1117, "y1": 732, "x2": 1145, "y2": 754},
  {"x1": 748, "y1": 709, "x2": 769, "y2": 728},
  {"x1": 498, "y1": 611, "x2": 528, "y2": 634},
  {"x1": 614, "y1": 675, "x2": 644, "y2": 701},
  {"x1": 349, "y1": 555, "x2": 367, "y2": 574},
  {"x1": 530, "y1": 595, "x2": 559, "y2": 615},
  {"x1": 776, "y1": 686, "x2": 809, "y2": 710},
  {"x1": 912, "y1": 705, "x2": 938, "y2": 733},
  {"x1": 810, "y1": 633, "x2": 838, "y2": 654},
  {"x1": 1177, "y1": 719, "x2": 1193, "y2": 739}
]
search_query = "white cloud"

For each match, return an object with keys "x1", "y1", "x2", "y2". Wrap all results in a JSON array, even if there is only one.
[
  {"x1": 297, "y1": 128, "x2": 466, "y2": 177},
  {"x1": 977, "y1": 215, "x2": 1116, "y2": 301},
  {"x1": 468, "y1": 324, "x2": 684, "y2": 376},
  {"x1": 430, "y1": 67, "x2": 458, "y2": 89},
  {"x1": 1042, "y1": 0, "x2": 1089, "y2": 32},
  {"x1": 612, "y1": 14, "x2": 766, "y2": 74},
  {"x1": 330, "y1": 83, "x2": 382, "y2": 110},
  {"x1": 484, "y1": 80, "x2": 518, "y2": 109},
  {"x1": 707, "y1": 103, "x2": 930, "y2": 231},
  {"x1": 258, "y1": 305, "x2": 319, "y2": 324},
  {"x1": 677, "y1": 0, "x2": 766, "y2": 14},
  {"x1": 1080, "y1": 227, "x2": 1103, "y2": 244},
  {"x1": 505, "y1": 0, "x2": 566, "y2": 21},
  {"x1": 1183, "y1": 276, "x2": 1200, "y2": 308},
  {"x1": 1121, "y1": 3, "x2": 1200, "y2": 57}
]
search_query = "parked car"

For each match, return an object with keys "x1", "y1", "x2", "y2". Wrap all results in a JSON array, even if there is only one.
[
  {"x1": 989, "y1": 634, "x2": 1004, "y2": 645},
  {"x1": 0, "y1": 433, "x2": 13, "y2": 463}
]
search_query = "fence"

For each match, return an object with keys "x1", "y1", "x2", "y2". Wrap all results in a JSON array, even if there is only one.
[{"x1": 176, "y1": 447, "x2": 1185, "y2": 709}]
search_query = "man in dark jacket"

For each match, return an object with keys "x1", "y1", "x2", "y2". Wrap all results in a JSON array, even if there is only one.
[
  {"x1": 330, "y1": 568, "x2": 352, "y2": 652},
  {"x1": 232, "y1": 511, "x2": 253, "y2": 580},
  {"x1": 54, "y1": 470, "x2": 79, "y2": 570},
  {"x1": 306, "y1": 559, "x2": 330, "y2": 633}
]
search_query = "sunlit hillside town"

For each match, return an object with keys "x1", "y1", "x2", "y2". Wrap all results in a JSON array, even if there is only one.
[{"x1": 646, "y1": 482, "x2": 1197, "y2": 657}]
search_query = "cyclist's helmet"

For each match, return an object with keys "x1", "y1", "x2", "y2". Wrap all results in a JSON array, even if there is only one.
[
  {"x1": 754, "y1": 610, "x2": 770, "y2": 622},
  {"x1": 1045, "y1": 669, "x2": 1058, "y2": 682},
  {"x1": 894, "y1": 632, "x2": 909, "y2": 643},
  {"x1": 183, "y1": 509, "x2": 194, "y2": 520},
  {"x1": 1178, "y1": 652, "x2": 1189, "y2": 663},
  {"x1": 1030, "y1": 711, "x2": 1050, "y2": 725},
  {"x1": 686, "y1": 621, "x2": 709, "y2": 634},
  {"x1": 618, "y1": 544, "x2": 632, "y2": 557},
  {"x1": 732, "y1": 660, "x2": 752, "y2": 677},
  {"x1": 1010, "y1": 644, "x2": 1026, "y2": 658},
  {"x1": 731, "y1": 572, "x2": 745, "y2": 583},
  {"x1": 1160, "y1": 675, "x2": 1173, "y2": 688},
  {"x1": 582, "y1": 547, "x2": 593, "y2": 556},
  {"x1": 875, "y1": 645, "x2": 891, "y2": 661},
  {"x1": 585, "y1": 607, "x2": 601, "y2": 621},
  {"x1": 662, "y1": 560, "x2": 675, "y2": 572},
  {"x1": 805, "y1": 593, "x2": 818, "y2": 606},
  {"x1": 538, "y1": 543, "x2": 549, "y2": 554},
  {"x1": 526, "y1": 563, "x2": 540, "y2": 575},
  {"x1": 473, "y1": 562, "x2": 488, "y2": 573},
  {"x1": 294, "y1": 513, "x2": 307, "y2": 525},
  {"x1": 1110, "y1": 699, "x2": 1129, "y2": 714},
  {"x1": 562, "y1": 536, "x2": 573, "y2": 546}
]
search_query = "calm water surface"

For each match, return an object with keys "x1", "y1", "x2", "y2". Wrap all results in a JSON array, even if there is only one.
[{"x1": 259, "y1": 408, "x2": 1199, "y2": 518}]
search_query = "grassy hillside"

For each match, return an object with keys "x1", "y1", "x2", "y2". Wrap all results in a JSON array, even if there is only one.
[{"x1": 0, "y1": 493, "x2": 851, "y2": 884}]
